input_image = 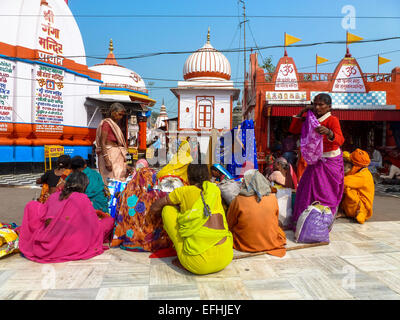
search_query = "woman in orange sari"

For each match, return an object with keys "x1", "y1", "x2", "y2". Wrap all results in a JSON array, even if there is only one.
[
  {"x1": 37, "y1": 155, "x2": 72, "y2": 203},
  {"x1": 340, "y1": 149, "x2": 375, "y2": 224},
  {"x1": 95, "y1": 103, "x2": 128, "y2": 184}
]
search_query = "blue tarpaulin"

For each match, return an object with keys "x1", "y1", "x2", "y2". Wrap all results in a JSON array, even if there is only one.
[{"x1": 217, "y1": 119, "x2": 258, "y2": 178}]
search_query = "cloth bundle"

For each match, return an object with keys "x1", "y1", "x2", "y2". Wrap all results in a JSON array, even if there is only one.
[
  {"x1": 217, "y1": 179, "x2": 241, "y2": 206},
  {"x1": 157, "y1": 176, "x2": 185, "y2": 193},
  {"x1": 295, "y1": 202, "x2": 334, "y2": 243},
  {"x1": 0, "y1": 222, "x2": 19, "y2": 259}
]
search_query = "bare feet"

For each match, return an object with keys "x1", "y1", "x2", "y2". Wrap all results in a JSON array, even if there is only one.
[
  {"x1": 172, "y1": 257, "x2": 187, "y2": 271},
  {"x1": 335, "y1": 212, "x2": 346, "y2": 219}
]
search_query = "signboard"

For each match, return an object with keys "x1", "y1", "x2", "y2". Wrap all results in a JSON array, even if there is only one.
[
  {"x1": 146, "y1": 147, "x2": 154, "y2": 159},
  {"x1": 0, "y1": 59, "x2": 15, "y2": 122},
  {"x1": 275, "y1": 63, "x2": 298, "y2": 91},
  {"x1": 257, "y1": 151, "x2": 266, "y2": 164},
  {"x1": 37, "y1": 6, "x2": 65, "y2": 67},
  {"x1": 126, "y1": 147, "x2": 139, "y2": 164},
  {"x1": 266, "y1": 91, "x2": 307, "y2": 102},
  {"x1": 128, "y1": 147, "x2": 139, "y2": 160},
  {"x1": 332, "y1": 63, "x2": 366, "y2": 93},
  {"x1": 34, "y1": 65, "x2": 65, "y2": 130},
  {"x1": 44, "y1": 145, "x2": 64, "y2": 157}
]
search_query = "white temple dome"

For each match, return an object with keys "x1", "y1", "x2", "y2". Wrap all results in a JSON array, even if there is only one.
[
  {"x1": 0, "y1": 0, "x2": 86, "y2": 66},
  {"x1": 89, "y1": 39, "x2": 147, "y2": 94},
  {"x1": 183, "y1": 30, "x2": 231, "y2": 81}
]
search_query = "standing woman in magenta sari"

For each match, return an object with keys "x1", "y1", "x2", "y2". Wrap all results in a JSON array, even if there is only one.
[
  {"x1": 95, "y1": 103, "x2": 128, "y2": 183},
  {"x1": 289, "y1": 93, "x2": 345, "y2": 231}
]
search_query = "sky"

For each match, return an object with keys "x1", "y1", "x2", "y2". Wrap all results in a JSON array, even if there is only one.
[{"x1": 68, "y1": 0, "x2": 400, "y2": 118}]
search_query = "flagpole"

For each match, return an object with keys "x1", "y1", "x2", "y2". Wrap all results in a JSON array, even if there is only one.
[
  {"x1": 378, "y1": 54, "x2": 380, "y2": 74},
  {"x1": 284, "y1": 32, "x2": 287, "y2": 56},
  {"x1": 316, "y1": 54, "x2": 318, "y2": 73}
]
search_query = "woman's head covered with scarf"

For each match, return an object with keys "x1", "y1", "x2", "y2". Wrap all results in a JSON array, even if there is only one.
[
  {"x1": 350, "y1": 149, "x2": 371, "y2": 168},
  {"x1": 347, "y1": 148, "x2": 371, "y2": 175},
  {"x1": 239, "y1": 169, "x2": 271, "y2": 202}
]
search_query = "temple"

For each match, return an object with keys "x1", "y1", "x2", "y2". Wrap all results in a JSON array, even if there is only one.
[
  {"x1": 170, "y1": 29, "x2": 240, "y2": 156},
  {"x1": 243, "y1": 48, "x2": 400, "y2": 171},
  {"x1": 0, "y1": 0, "x2": 155, "y2": 173}
]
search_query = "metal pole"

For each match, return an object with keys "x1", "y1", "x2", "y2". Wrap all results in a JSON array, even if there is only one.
[
  {"x1": 243, "y1": 1, "x2": 246, "y2": 111},
  {"x1": 378, "y1": 54, "x2": 380, "y2": 74}
]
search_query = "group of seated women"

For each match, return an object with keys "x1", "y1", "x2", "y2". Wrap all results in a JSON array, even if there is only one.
[
  {"x1": 20, "y1": 155, "x2": 113, "y2": 263},
  {"x1": 18, "y1": 148, "x2": 288, "y2": 275}
]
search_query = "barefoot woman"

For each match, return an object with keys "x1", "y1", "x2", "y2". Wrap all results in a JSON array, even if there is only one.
[{"x1": 150, "y1": 164, "x2": 233, "y2": 275}]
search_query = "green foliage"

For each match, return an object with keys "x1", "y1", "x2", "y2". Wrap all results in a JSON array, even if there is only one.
[{"x1": 260, "y1": 56, "x2": 276, "y2": 82}]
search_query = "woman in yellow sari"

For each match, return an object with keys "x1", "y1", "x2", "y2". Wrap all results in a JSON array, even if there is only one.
[
  {"x1": 150, "y1": 164, "x2": 233, "y2": 275},
  {"x1": 340, "y1": 149, "x2": 375, "y2": 224},
  {"x1": 156, "y1": 138, "x2": 193, "y2": 183}
]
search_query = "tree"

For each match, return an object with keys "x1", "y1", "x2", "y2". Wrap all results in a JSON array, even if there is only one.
[
  {"x1": 260, "y1": 56, "x2": 276, "y2": 82},
  {"x1": 150, "y1": 111, "x2": 160, "y2": 127}
]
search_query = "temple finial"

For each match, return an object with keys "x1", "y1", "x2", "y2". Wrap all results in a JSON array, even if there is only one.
[
  {"x1": 109, "y1": 39, "x2": 114, "y2": 53},
  {"x1": 207, "y1": 27, "x2": 210, "y2": 44}
]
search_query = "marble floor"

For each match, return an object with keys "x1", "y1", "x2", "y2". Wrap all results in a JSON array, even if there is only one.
[{"x1": 1, "y1": 218, "x2": 400, "y2": 300}]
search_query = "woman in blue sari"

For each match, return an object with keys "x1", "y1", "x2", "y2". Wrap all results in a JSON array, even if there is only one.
[{"x1": 70, "y1": 156, "x2": 109, "y2": 213}]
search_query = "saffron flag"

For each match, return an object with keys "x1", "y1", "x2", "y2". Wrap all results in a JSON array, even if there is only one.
[
  {"x1": 285, "y1": 33, "x2": 301, "y2": 46},
  {"x1": 347, "y1": 32, "x2": 363, "y2": 44},
  {"x1": 316, "y1": 55, "x2": 329, "y2": 65},
  {"x1": 378, "y1": 56, "x2": 391, "y2": 65}
]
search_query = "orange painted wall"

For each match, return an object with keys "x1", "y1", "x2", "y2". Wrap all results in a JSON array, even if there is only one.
[
  {"x1": 0, "y1": 42, "x2": 102, "y2": 148},
  {"x1": 245, "y1": 53, "x2": 400, "y2": 155}
]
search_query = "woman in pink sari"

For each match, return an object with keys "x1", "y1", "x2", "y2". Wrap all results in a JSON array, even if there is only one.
[
  {"x1": 18, "y1": 172, "x2": 114, "y2": 263},
  {"x1": 95, "y1": 102, "x2": 128, "y2": 184}
]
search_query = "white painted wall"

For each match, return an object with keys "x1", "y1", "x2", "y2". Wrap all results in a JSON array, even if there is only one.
[{"x1": 178, "y1": 89, "x2": 233, "y2": 130}]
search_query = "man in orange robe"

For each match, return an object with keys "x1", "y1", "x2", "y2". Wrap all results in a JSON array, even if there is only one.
[{"x1": 341, "y1": 149, "x2": 375, "y2": 224}]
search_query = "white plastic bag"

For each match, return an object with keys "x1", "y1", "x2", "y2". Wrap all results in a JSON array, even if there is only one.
[{"x1": 275, "y1": 188, "x2": 293, "y2": 228}]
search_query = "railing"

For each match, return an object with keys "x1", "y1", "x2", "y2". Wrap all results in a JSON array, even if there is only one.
[
  {"x1": 299, "y1": 73, "x2": 332, "y2": 82},
  {"x1": 264, "y1": 72, "x2": 393, "y2": 83},
  {"x1": 264, "y1": 72, "x2": 332, "y2": 82},
  {"x1": 363, "y1": 73, "x2": 392, "y2": 82}
]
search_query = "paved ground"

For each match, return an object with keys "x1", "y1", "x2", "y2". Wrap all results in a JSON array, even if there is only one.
[{"x1": 1, "y1": 175, "x2": 400, "y2": 300}]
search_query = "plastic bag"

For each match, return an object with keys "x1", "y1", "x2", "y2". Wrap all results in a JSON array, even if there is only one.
[
  {"x1": 107, "y1": 179, "x2": 128, "y2": 218},
  {"x1": 275, "y1": 188, "x2": 293, "y2": 228},
  {"x1": 295, "y1": 202, "x2": 333, "y2": 243},
  {"x1": 300, "y1": 110, "x2": 323, "y2": 165}
]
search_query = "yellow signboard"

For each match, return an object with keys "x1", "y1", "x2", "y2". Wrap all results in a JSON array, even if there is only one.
[
  {"x1": 146, "y1": 148, "x2": 154, "y2": 159},
  {"x1": 44, "y1": 145, "x2": 64, "y2": 171},
  {"x1": 128, "y1": 147, "x2": 138, "y2": 160},
  {"x1": 44, "y1": 145, "x2": 64, "y2": 157}
]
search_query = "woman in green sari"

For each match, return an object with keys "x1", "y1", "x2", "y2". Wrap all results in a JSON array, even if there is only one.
[
  {"x1": 150, "y1": 164, "x2": 233, "y2": 275},
  {"x1": 70, "y1": 156, "x2": 109, "y2": 213}
]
